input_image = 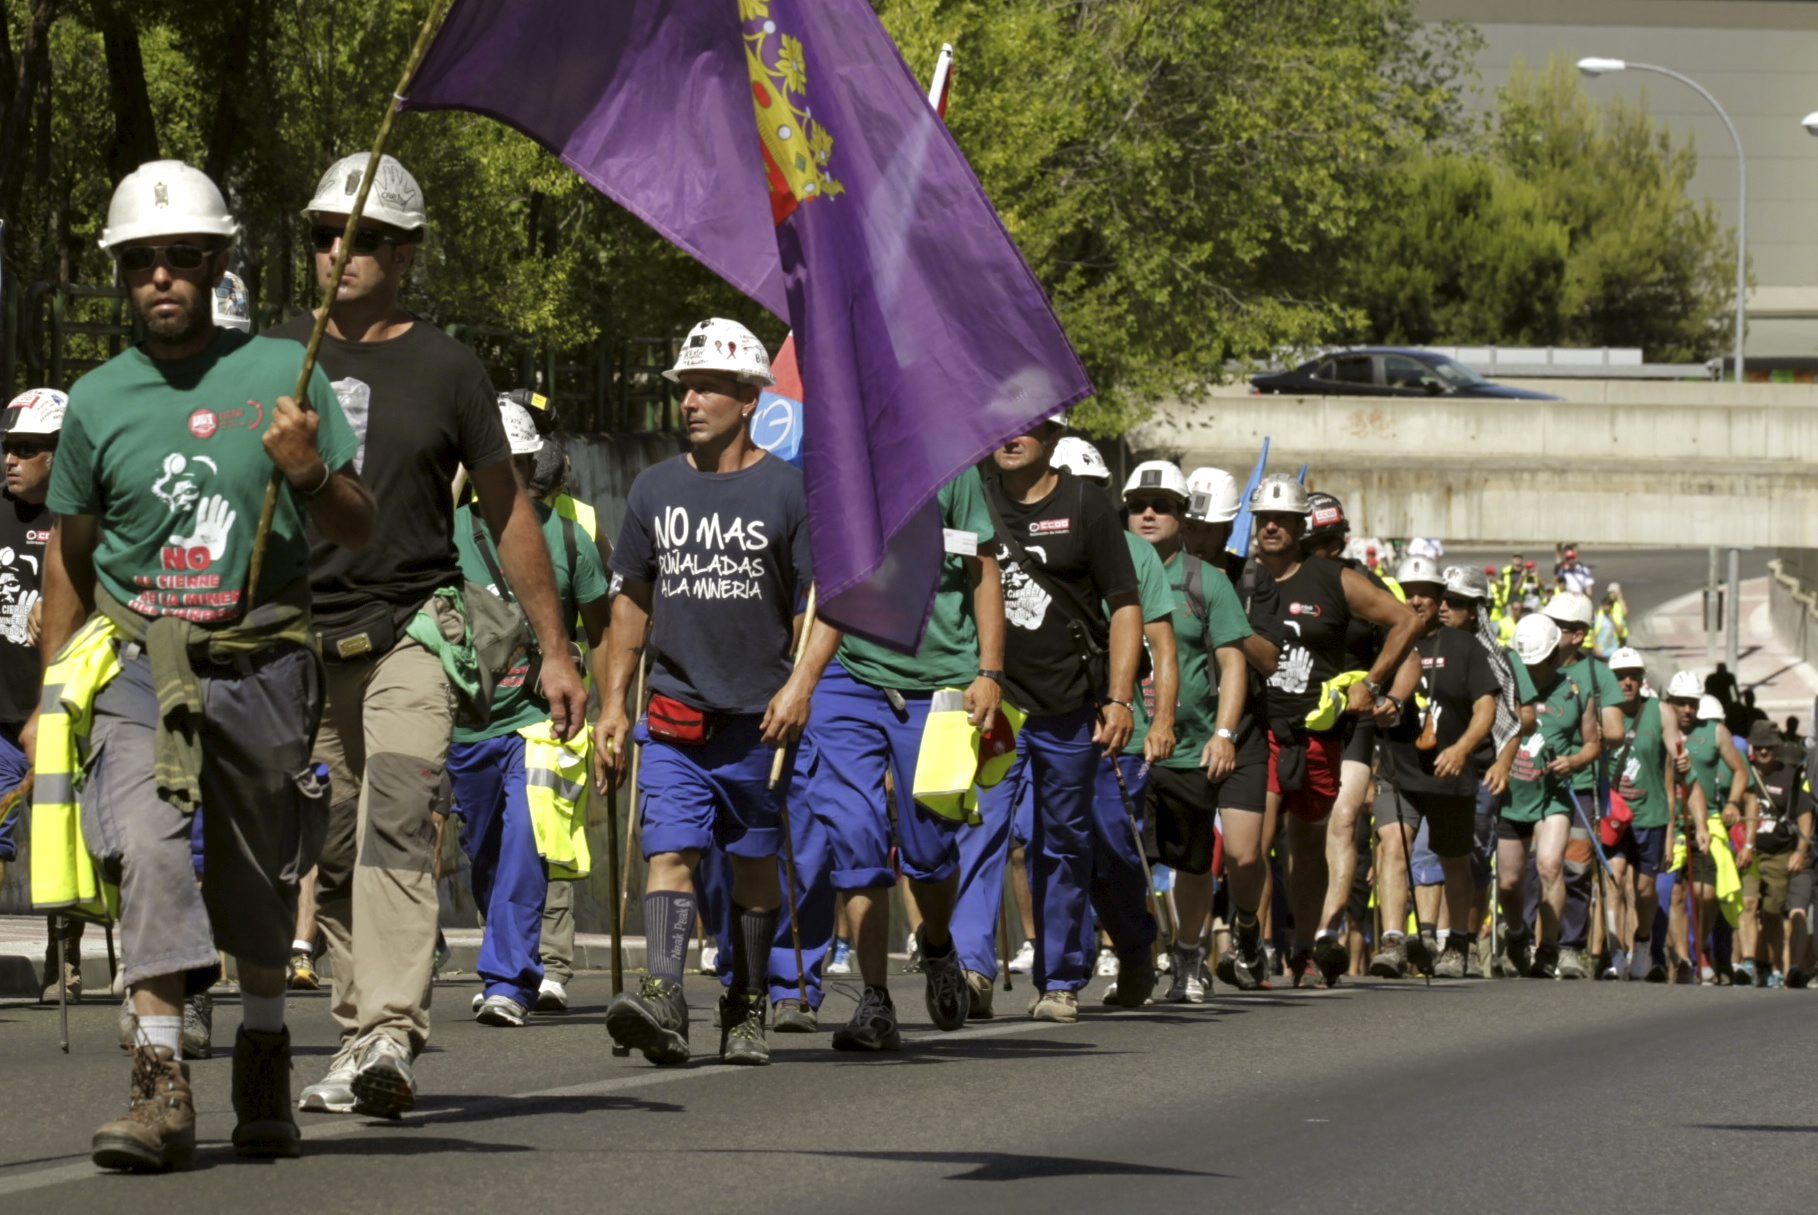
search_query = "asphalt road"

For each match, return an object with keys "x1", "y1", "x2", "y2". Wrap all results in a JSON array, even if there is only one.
[
  {"x1": 2, "y1": 969, "x2": 1816, "y2": 1213},
  {"x1": 1445, "y1": 545, "x2": 1766, "y2": 623}
]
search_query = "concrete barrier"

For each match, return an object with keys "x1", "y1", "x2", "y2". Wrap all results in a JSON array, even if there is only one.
[{"x1": 1132, "y1": 392, "x2": 1818, "y2": 545}]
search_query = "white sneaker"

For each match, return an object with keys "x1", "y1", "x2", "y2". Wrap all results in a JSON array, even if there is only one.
[
  {"x1": 350, "y1": 1033, "x2": 417, "y2": 1117},
  {"x1": 1095, "y1": 947, "x2": 1119, "y2": 978},
  {"x1": 298, "y1": 1041, "x2": 361, "y2": 1113},
  {"x1": 476, "y1": 994, "x2": 528, "y2": 1027},
  {"x1": 471, "y1": 991, "x2": 486, "y2": 1014},
  {"x1": 697, "y1": 942, "x2": 719, "y2": 975},
  {"x1": 535, "y1": 978, "x2": 569, "y2": 1012},
  {"x1": 1007, "y1": 939, "x2": 1035, "y2": 975},
  {"x1": 1629, "y1": 945, "x2": 1653, "y2": 981}
]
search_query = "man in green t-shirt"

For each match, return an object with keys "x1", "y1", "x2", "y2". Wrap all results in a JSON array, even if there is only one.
[
  {"x1": 32, "y1": 161, "x2": 372, "y2": 1173},
  {"x1": 1605, "y1": 648, "x2": 1673, "y2": 981},
  {"x1": 1496, "y1": 614, "x2": 1600, "y2": 979},
  {"x1": 810, "y1": 468, "x2": 1004, "y2": 1051},
  {"x1": 1121, "y1": 461, "x2": 1256, "y2": 1003},
  {"x1": 447, "y1": 401, "x2": 610, "y2": 1028}
]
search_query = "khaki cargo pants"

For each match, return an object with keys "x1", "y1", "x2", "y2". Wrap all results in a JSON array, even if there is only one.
[{"x1": 314, "y1": 628, "x2": 454, "y2": 1053}]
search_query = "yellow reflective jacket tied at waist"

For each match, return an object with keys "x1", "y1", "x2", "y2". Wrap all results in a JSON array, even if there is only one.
[
  {"x1": 30, "y1": 615, "x2": 122, "y2": 921},
  {"x1": 521, "y1": 721, "x2": 591, "y2": 880}
]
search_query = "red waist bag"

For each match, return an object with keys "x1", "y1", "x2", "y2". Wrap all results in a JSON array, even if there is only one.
[{"x1": 647, "y1": 694, "x2": 711, "y2": 746}]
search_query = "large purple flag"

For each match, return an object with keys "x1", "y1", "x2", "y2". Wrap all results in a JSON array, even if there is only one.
[{"x1": 407, "y1": 0, "x2": 1092, "y2": 650}]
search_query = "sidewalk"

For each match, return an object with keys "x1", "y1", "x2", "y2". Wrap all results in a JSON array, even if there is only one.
[
  {"x1": 0, "y1": 918, "x2": 663, "y2": 1000},
  {"x1": 1632, "y1": 575, "x2": 1818, "y2": 724}
]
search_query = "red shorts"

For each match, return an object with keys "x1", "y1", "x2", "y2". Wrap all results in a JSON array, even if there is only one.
[{"x1": 1267, "y1": 728, "x2": 1344, "y2": 823}]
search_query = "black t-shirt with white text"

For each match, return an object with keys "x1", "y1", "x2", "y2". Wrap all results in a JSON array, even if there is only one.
[
  {"x1": 0, "y1": 494, "x2": 48, "y2": 725},
  {"x1": 1378, "y1": 626, "x2": 1499, "y2": 798},
  {"x1": 984, "y1": 469, "x2": 1137, "y2": 716},
  {"x1": 611, "y1": 453, "x2": 811, "y2": 715},
  {"x1": 1256, "y1": 554, "x2": 1350, "y2": 725},
  {"x1": 269, "y1": 314, "x2": 510, "y2": 628},
  {"x1": 1755, "y1": 762, "x2": 1810, "y2": 855}
]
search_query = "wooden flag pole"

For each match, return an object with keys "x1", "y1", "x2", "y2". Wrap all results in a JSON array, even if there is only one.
[
  {"x1": 244, "y1": 0, "x2": 453, "y2": 606},
  {"x1": 770, "y1": 585, "x2": 817, "y2": 1008}
]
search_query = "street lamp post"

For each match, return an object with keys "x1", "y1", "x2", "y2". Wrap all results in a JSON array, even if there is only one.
[{"x1": 1578, "y1": 57, "x2": 1748, "y2": 384}]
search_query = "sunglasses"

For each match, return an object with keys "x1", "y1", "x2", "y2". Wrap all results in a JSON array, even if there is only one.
[
  {"x1": 311, "y1": 225, "x2": 407, "y2": 255},
  {"x1": 2, "y1": 438, "x2": 53, "y2": 458},
  {"x1": 1125, "y1": 497, "x2": 1180, "y2": 516},
  {"x1": 117, "y1": 243, "x2": 217, "y2": 274},
  {"x1": 1440, "y1": 595, "x2": 1475, "y2": 609}
]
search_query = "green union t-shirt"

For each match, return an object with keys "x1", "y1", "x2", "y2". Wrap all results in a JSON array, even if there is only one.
[
  {"x1": 1118, "y1": 532, "x2": 1177, "y2": 758},
  {"x1": 837, "y1": 469, "x2": 996, "y2": 692},
  {"x1": 1505, "y1": 656, "x2": 1588, "y2": 823},
  {"x1": 48, "y1": 330, "x2": 357, "y2": 622},
  {"x1": 1136, "y1": 549, "x2": 1252, "y2": 769},
  {"x1": 452, "y1": 500, "x2": 610, "y2": 743},
  {"x1": 1559, "y1": 653, "x2": 1621, "y2": 792}
]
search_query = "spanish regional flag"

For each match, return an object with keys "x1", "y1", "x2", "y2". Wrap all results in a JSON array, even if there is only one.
[{"x1": 407, "y1": 2, "x2": 1090, "y2": 653}]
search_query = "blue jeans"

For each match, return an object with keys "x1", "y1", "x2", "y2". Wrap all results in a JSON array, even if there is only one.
[{"x1": 450, "y1": 733, "x2": 546, "y2": 1009}]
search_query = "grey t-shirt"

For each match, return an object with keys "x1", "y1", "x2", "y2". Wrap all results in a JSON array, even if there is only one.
[{"x1": 610, "y1": 452, "x2": 811, "y2": 715}]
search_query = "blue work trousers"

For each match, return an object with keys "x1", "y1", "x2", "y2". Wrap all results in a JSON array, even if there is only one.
[{"x1": 450, "y1": 733, "x2": 546, "y2": 1009}]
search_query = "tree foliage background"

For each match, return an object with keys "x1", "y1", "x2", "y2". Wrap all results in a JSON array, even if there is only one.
[{"x1": 0, "y1": 1, "x2": 1737, "y2": 433}]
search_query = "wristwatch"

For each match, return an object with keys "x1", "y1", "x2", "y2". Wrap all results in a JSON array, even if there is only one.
[
  {"x1": 1214, "y1": 727, "x2": 1237, "y2": 742},
  {"x1": 1106, "y1": 698, "x2": 1134, "y2": 713},
  {"x1": 977, "y1": 669, "x2": 1004, "y2": 684},
  {"x1": 1364, "y1": 678, "x2": 1383, "y2": 698}
]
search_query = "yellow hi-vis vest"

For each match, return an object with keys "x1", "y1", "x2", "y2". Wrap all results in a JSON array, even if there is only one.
[
  {"x1": 31, "y1": 616, "x2": 122, "y2": 921},
  {"x1": 520, "y1": 721, "x2": 591, "y2": 881},
  {"x1": 549, "y1": 491, "x2": 597, "y2": 542}
]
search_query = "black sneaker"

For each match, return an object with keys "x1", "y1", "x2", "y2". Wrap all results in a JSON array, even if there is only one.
[
  {"x1": 1311, "y1": 937, "x2": 1347, "y2": 988},
  {"x1": 1367, "y1": 935, "x2": 1408, "y2": 979},
  {"x1": 605, "y1": 976, "x2": 690, "y2": 1065},
  {"x1": 922, "y1": 947, "x2": 970, "y2": 1031},
  {"x1": 832, "y1": 986, "x2": 901, "y2": 1052},
  {"x1": 1530, "y1": 944, "x2": 1559, "y2": 980},
  {"x1": 719, "y1": 992, "x2": 769, "y2": 1065},
  {"x1": 1104, "y1": 947, "x2": 1155, "y2": 1008}
]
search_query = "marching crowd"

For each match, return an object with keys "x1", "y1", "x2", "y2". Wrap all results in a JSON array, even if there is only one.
[{"x1": 0, "y1": 153, "x2": 1806, "y2": 1177}]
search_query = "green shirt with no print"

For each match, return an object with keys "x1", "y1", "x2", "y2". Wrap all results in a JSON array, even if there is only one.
[
  {"x1": 1118, "y1": 532, "x2": 1178, "y2": 757},
  {"x1": 1135, "y1": 550, "x2": 1251, "y2": 768},
  {"x1": 48, "y1": 330, "x2": 357, "y2": 623},
  {"x1": 1685, "y1": 720, "x2": 1736, "y2": 811},
  {"x1": 452, "y1": 501, "x2": 610, "y2": 743},
  {"x1": 1504, "y1": 655, "x2": 1588, "y2": 823},
  {"x1": 838, "y1": 469, "x2": 996, "y2": 692}
]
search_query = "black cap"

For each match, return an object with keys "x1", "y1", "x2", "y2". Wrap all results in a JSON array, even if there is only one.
[{"x1": 1748, "y1": 720, "x2": 1784, "y2": 751}]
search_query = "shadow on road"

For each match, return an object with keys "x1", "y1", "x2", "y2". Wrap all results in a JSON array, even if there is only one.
[
  {"x1": 1693, "y1": 1124, "x2": 1818, "y2": 1134},
  {"x1": 702, "y1": 1147, "x2": 1226, "y2": 1183},
  {"x1": 783, "y1": 1036, "x2": 1120, "y2": 1066}
]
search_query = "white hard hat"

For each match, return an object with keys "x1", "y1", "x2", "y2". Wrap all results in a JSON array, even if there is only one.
[
  {"x1": 1249, "y1": 473, "x2": 1310, "y2": 515},
  {"x1": 213, "y1": 270, "x2": 251, "y2": 333},
  {"x1": 1608, "y1": 647, "x2": 1645, "y2": 673},
  {"x1": 304, "y1": 153, "x2": 427, "y2": 233},
  {"x1": 1443, "y1": 565, "x2": 1491, "y2": 601},
  {"x1": 4, "y1": 388, "x2": 67, "y2": 437},
  {"x1": 1184, "y1": 467, "x2": 1240, "y2": 523},
  {"x1": 100, "y1": 160, "x2": 239, "y2": 251},
  {"x1": 665, "y1": 317, "x2": 774, "y2": 388},
  {"x1": 1543, "y1": 590, "x2": 1595, "y2": 628},
  {"x1": 499, "y1": 401, "x2": 544, "y2": 456},
  {"x1": 1665, "y1": 669, "x2": 1704, "y2": 700},
  {"x1": 1122, "y1": 459, "x2": 1187, "y2": 500},
  {"x1": 1051, "y1": 435, "x2": 1110, "y2": 483},
  {"x1": 1512, "y1": 613, "x2": 1562, "y2": 665},
  {"x1": 1697, "y1": 694, "x2": 1725, "y2": 722},
  {"x1": 1396, "y1": 555, "x2": 1442, "y2": 588}
]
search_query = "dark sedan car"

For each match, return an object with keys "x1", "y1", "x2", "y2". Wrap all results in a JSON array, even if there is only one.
[{"x1": 1250, "y1": 348, "x2": 1561, "y2": 400}]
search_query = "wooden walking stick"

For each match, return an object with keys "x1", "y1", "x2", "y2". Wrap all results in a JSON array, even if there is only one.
[
  {"x1": 604, "y1": 766, "x2": 625, "y2": 999},
  {"x1": 244, "y1": 0, "x2": 453, "y2": 606},
  {"x1": 769, "y1": 585, "x2": 818, "y2": 1009},
  {"x1": 617, "y1": 648, "x2": 648, "y2": 933},
  {"x1": 609, "y1": 648, "x2": 647, "y2": 1058}
]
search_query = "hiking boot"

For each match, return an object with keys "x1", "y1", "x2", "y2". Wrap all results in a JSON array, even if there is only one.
[
  {"x1": 964, "y1": 970, "x2": 995, "y2": 1021},
  {"x1": 476, "y1": 994, "x2": 528, "y2": 1027},
  {"x1": 182, "y1": 992, "x2": 213, "y2": 1060},
  {"x1": 1368, "y1": 935, "x2": 1408, "y2": 979},
  {"x1": 1433, "y1": 939, "x2": 1469, "y2": 980},
  {"x1": 922, "y1": 947, "x2": 970, "y2": 1031},
  {"x1": 606, "y1": 976, "x2": 691, "y2": 1065},
  {"x1": 1164, "y1": 946, "x2": 1208, "y2": 1004},
  {"x1": 350, "y1": 1033, "x2": 417, "y2": 1118},
  {"x1": 772, "y1": 999, "x2": 818, "y2": 1033},
  {"x1": 1029, "y1": 989, "x2": 1078, "y2": 1023},
  {"x1": 286, "y1": 952, "x2": 319, "y2": 991},
  {"x1": 535, "y1": 979, "x2": 569, "y2": 1012},
  {"x1": 719, "y1": 992, "x2": 769, "y2": 1065},
  {"x1": 41, "y1": 959, "x2": 81, "y2": 1005},
  {"x1": 92, "y1": 1046, "x2": 196, "y2": 1172},
  {"x1": 1312, "y1": 936, "x2": 1347, "y2": 987},
  {"x1": 832, "y1": 986, "x2": 901, "y2": 1052},
  {"x1": 1405, "y1": 931, "x2": 1437, "y2": 976},
  {"x1": 1556, "y1": 947, "x2": 1589, "y2": 980},
  {"x1": 1104, "y1": 947, "x2": 1155, "y2": 1008},
  {"x1": 231, "y1": 1026, "x2": 300, "y2": 1159},
  {"x1": 1788, "y1": 967, "x2": 1809, "y2": 990},
  {"x1": 298, "y1": 1039, "x2": 361, "y2": 1113}
]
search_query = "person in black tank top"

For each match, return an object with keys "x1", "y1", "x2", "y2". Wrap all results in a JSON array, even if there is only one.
[{"x1": 1250, "y1": 476, "x2": 1421, "y2": 989}]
